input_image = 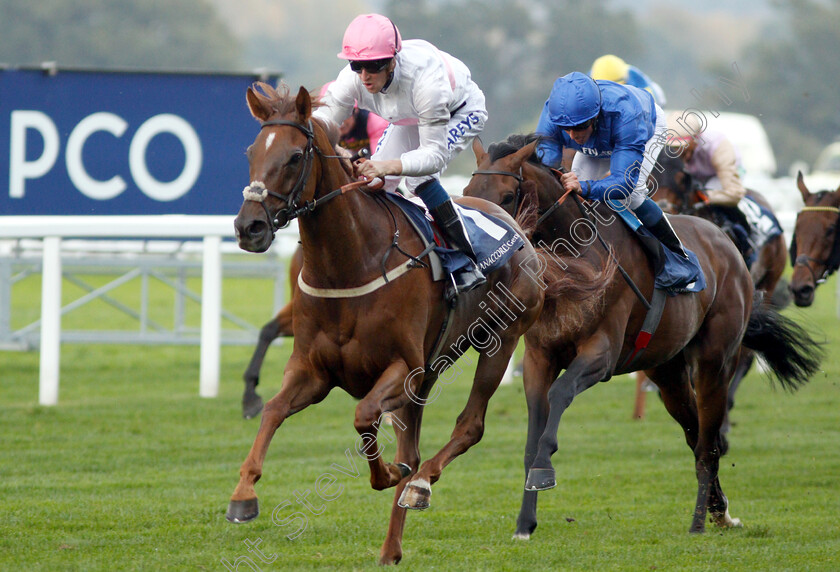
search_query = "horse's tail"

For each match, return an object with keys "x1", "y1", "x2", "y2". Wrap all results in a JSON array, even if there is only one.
[{"x1": 741, "y1": 298, "x2": 823, "y2": 391}]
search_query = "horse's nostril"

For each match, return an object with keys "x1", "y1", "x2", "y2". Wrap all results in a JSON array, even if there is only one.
[{"x1": 248, "y1": 220, "x2": 267, "y2": 239}]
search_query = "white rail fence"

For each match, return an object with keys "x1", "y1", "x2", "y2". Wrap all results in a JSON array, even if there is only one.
[{"x1": 0, "y1": 215, "x2": 297, "y2": 406}]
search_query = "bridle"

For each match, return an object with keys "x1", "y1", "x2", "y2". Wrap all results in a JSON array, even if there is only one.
[
  {"x1": 470, "y1": 164, "x2": 576, "y2": 228},
  {"x1": 791, "y1": 204, "x2": 840, "y2": 285},
  {"x1": 242, "y1": 118, "x2": 353, "y2": 235},
  {"x1": 471, "y1": 166, "x2": 524, "y2": 217}
]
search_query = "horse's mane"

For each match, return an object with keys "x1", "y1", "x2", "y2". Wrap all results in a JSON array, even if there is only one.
[
  {"x1": 250, "y1": 81, "x2": 326, "y2": 117},
  {"x1": 485, "y1": 133, "x2": 617, "y2": 340},
  {"x1": 487, "y1": 133, "x2": 544, "y2": 164},
  {"x1": 250, "y1": 81, "x2": 353, "y2": 178}
]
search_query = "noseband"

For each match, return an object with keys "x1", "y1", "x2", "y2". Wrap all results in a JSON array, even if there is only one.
[
  {"x1": 792, "y1": 205, "x2": 840, "y2": 284},
  {"x1": 242, "y1": 119, "x2": 316, "y2": 232}
]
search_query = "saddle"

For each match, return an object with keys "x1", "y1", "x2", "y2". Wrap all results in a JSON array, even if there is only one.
[
  {"x1": 701, "y1": 204, "x2": 757, "y2": 268},
  {"x1": 383, "y1": 191, "x2": 526, "y2": 301}
]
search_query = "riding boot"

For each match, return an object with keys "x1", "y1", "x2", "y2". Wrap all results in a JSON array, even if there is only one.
[
  {"x1": 646, "y1": 215, "x2": 690, "y2": 259},
  {"x1": 429, "y1": 199, "x2": 487, "y2": 293}
]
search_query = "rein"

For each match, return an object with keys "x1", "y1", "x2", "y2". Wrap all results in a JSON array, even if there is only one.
[
  {"x1": 791, "y1": 205, "x2": 840, "y2": 284},
  {"x1": 243, "y1": 116, "x2": 428, "y2": 298}
]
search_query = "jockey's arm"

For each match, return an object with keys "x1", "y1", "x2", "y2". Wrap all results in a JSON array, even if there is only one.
[{"x1": 703, "y1": 139, "x2": 747, "y2": 207}]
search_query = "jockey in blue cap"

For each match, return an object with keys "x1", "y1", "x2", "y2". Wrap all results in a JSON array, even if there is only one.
[{"x1": 536, "y1": 71, "x2": 688, "y2": 259}]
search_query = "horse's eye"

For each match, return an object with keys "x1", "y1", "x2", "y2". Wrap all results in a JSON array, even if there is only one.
[
  {"x1": 826, "y1": 225, "x2": 836, "y2": 238},
  {"x1": 288, "y1": 152, "x2": 303, "y2": 166},
  {"x1": 500, "y1": 193, "x2": 515, "y2": 206}
]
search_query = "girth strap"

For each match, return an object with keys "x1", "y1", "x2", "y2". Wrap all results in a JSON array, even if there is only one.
[{"x1": 619, "y1": 288, "x2": 667, "y2": 372}]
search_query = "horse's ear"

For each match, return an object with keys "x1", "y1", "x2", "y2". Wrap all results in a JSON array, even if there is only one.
[
  {"x1": 246, "y1": 85, "x2": 273, "y2": 122},
  {"x1": 472, "y1": 137, "x2": 488, "y2": 165},
  {"x1": 295, "y1": 86, "x2": 312, "y2": 121},
  {"x1": 512, "y1": 140, "x2": 539, "y2": 166},
  {"x1": 796, "y1": 170, "x2": 811, "y2": 202}
]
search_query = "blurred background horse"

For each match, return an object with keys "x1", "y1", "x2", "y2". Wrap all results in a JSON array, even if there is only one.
[{"x1": 789, "y1": 171, "x2": 840, "y2": 307}]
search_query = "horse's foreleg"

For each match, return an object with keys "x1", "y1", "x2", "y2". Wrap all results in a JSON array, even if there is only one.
[
  {"x1": 227, "y1": 367, "x2": 330, "y2": 523},
  {"x1": 400, "y1": 339, "x2": 518, "y2": 510},
  {"x1": 379, "y1": 401, "x2": 425, "y2": 566},
  {"x1": 514, "y1": 347, "x2": 553, "y2": 540},
  {"x1": 525, "y1": 344, "x2": 611, "y2": 492},
  {"x1": 354, "y1": 361, "x2": 415, "y2": 492}
]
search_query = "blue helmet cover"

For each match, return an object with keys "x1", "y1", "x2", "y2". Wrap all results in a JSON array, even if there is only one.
[{"x1": 547, "y1": 71, "x2": 601, "y2": 127}]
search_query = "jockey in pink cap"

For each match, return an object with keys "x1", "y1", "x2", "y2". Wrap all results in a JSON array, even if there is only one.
[{"x1": 314, "y1": 13, "x2": 489, "y2": 293}]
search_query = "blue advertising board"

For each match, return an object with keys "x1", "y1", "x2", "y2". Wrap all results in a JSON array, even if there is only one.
[{"x1": 0, "y1": 67, "x2": 281, "y2": 215}]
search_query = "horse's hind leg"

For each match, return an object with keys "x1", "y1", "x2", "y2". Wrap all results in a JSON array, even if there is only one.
[
  {"x1": 691, "y1": 354, "x2": 738, "y2": 532},
  {"x1": 242, "y1": 315, "x2": 284, "y2": 419},
  {"x1": 723, "y1": 347, "x2": 755, "y2": 435},
  {"x1": 242, "y1": 246, "x2": 301, "y2": 418}
]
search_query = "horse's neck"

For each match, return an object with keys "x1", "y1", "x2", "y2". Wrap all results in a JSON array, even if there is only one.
[
  {"x1": 298, "y1": 174, "x2": 393, "y2": 286},
  {"x1": 537, "y1": 175, "x2": 626, "y2": 258}
]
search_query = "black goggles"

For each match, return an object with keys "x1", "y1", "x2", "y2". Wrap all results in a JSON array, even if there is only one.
[
  {"x1": 349, "y1": 59, "x2": 392, "y2": 74},
  {"x1": 561, "y1": 118, "x2": 594, "y2": 132}
]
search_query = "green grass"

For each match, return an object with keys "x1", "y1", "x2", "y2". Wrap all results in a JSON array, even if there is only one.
[{"x1": 1, "y1": 271, "x2": 839, "y2": 571}]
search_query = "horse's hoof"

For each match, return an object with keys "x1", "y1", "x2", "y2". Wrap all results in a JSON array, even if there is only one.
[
  {"x1": 242, "y1": 394, "x2": 264, "y2": 420},
  {"x1": 512, "y1": 532, "x2": 531, "y2": 540},
  {"x1": 525, "y1": 467, "x2": 556, "y2": 491},
  {"x1": 711, "y1": 508, "x2": 742, "y2": 528},
  {"x1": 379, "y1": 552, "x2": 402, "y2": 566},
  {"x1": 397, "y1": 478, "x2": 431, "y2": 510},
  {"x1": 226, "y1": 498, "x2": 259, "y2": 523},
  {"x1": 395, "y1": 462, "x2": 412, "y2": 479}
]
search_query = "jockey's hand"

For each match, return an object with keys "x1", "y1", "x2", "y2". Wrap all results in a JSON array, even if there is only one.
[
  {"x1": 560, "y1": 171, "x2": 582, "y2": 194},
  {"x1": 356, "y1": 158, "x2": 402, "y2": 181}
]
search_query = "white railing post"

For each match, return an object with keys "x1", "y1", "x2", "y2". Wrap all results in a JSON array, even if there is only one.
[
  {"x1": 39, "y1": 236, "x2": 62, "y2": 405},
  {"x1": 200, "y1": 235, "x2": 222, "y2": 398}
]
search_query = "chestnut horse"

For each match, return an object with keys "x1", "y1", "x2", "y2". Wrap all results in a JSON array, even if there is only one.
[
  {"x1": 463, "y1": 134, "x2": 822, "y2": 539},
  {"x1": 644, "y1": 154, "x2": 790, "y2": 427},
  {"x1": 789, "y1": 171, "x2": 840, "y2": 307},
  {"x1": 226, "y1": 84, "x2": 544, "y2": 565}
]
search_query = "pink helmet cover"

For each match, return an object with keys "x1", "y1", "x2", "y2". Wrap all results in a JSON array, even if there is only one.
[{"x1": 338, "y1": 14, "x2": 402, "y2": 60}]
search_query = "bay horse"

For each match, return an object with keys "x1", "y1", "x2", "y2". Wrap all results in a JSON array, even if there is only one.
[
  {"x1": 463, "y1": 134, "x2": 822, "y2": 540},
  {"x1": 227, "y1": 84, "x2": 545, "y2": 565},
  {"x1": 789, "y1": 171, "x2": 840, "y2": 307},
  {"x1": 644, "y1": 153, "x2": 790, "y2": 427}
]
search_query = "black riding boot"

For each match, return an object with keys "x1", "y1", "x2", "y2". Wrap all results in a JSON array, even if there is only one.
[
  {"x1": 647, "y1": 216, "x2": 689, "y2": 259},
  {"x1": 430, "y1": 199, "x2": 487, "y2": 293}
]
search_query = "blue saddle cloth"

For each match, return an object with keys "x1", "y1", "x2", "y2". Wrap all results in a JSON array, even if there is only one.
[
  {"x1": 384, "y1": 192, "x2": 525, "y2": 277},
  {"x1": 615, "y1": 208, "x2": 707, "y2": 294}
]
